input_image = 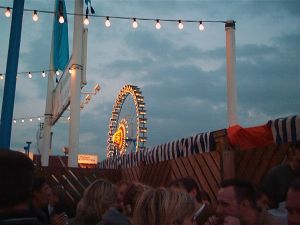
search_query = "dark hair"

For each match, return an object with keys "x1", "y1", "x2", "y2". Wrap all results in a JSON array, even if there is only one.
[
  {"x1": 0, "y1": 150, "x2": 34, "y2": 208},
  {"x1": 221, "y1": 179, "x2": 257, "y2": 209},
  {"x1": 290, "y1": 141, "x2": 300, "y2": 151},
  {"x1": 289, "y1": 178, "x2": 300, "y2": 192},
  {"x1": 169, "y1": 177, "x2": 202, "y2": 202},
  {"x1": 33, "y1": 176, "x2": 47, "y2": 192}
]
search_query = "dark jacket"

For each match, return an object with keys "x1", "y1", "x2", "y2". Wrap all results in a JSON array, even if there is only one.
[
  {"x1": 97, "y1": 208, "x2": 131, "y2": 225},
  {"x1": 0, "y1": 210, "x2": 42, "y2": 225}
]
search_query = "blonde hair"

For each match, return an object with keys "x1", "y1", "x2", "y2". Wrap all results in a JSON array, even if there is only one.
[
  {"x1": 74, "y1": 179, "x2": 117, "y2": 225},
  {"x1": 133, "y1": 187, "x2": 195, "y2": 225}
]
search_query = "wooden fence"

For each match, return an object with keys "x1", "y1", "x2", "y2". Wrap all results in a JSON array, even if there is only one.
[{"x1": 37, "y1": 130, "x2": 287, "y2": 211}]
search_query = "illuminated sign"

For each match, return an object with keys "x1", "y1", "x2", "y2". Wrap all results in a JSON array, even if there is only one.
[
  {"x1": 112, "y1": 119, "x2": 128, "y2": 154},
  {"x1": 78, "y1": 154, "x2": 98, "y2": 164}
]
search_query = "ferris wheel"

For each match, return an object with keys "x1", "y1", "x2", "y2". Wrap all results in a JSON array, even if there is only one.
[{"x1": 106, "y1": 85, "x2": 147, "y2": 158}]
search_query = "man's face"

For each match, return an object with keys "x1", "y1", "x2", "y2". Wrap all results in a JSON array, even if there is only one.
[
  {"x1": 289, "y1": 150, "x2": 300, "y2": 174},
  {"x1": 216, "y1": 186, "x2": 240, "y2": 220},
  {"x1": 286, "y1": 189, "x2": 300, "y2": 225},
  {"x1": 34, "y1": 183, "x2": 52, "y2": 207}
]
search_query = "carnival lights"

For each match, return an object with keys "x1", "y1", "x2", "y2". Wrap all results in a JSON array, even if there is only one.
[
  {"x1": 4, "y1": 7, "x2": 11, "y2": 17},
  {"x1": 32, "y1": 10, "x2": 38, "y2": 22},
  {"x1": 105, "y1": 16, "x2": 111, "y2": 27},
  {"x1": 0, "y1": 5, "x2": 226, "y2": 31},
  {"x1": 132, "y1": 18, "x2": 138, "y2": 29}
]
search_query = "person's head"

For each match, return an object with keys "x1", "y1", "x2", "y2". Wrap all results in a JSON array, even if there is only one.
[
  {"x1": 216, "y1": 179, "x2": 258, "y2": 223},
  {"x1": 0, "y1": 150, "x2": 34, "y2": 209},
  {"x1": 75, "y1": 179, "x2": 117, "y2": 224},
  {"x1": 115, "y1": 180, "x2": 130, "y2": 212},
  {"x1": 133, "y1": 187, "x2": 195, "y2": 225},
  {"x1": 288, "y1": 141, "x2": 300, "y2": 174},
  {"x1": 123, "y1": 182, "x2": 150, "y2": 219},
  {"x1": 169, "y1": 177, "x2": 202, "y2": 205},
  {"x1": 286, "y1": 179, "x2": 300, "y2": 225},
  {"x1": 32, "y1": 176, "x2": 52, "y2": 208}
]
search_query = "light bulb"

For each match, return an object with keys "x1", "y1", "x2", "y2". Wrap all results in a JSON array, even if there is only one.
[
  {"x1": 21, "y1": 119, "x2": 25, "y2": 123},
  {"x1": 29, "y1": 118, "x2": 33, "y2": 122},
  {"x1": 32, "y1": 10, "x2": 38, "y2": 22},
  {"x1": 178, "y1": 20, "x2": 184, "y2": 30},
  {"x1": 0, "y1": 74, "x2": 3, "y2": 80},
  {"x1": 84, "y1": 15, "x2": 89, "y2": 25},
  {"x1": 59, "y1": 15, "x2": 64, "y2": 24},
  {"x1": 68, "y1": 68, "x2": 73, "y2": 74},
  {"x1": 56, "y1": 70, "x2": 60, "y2": 76},
  {"x1": 38, "y1": 117, "x2": 41, "y2": 121},
  {"x1": 155, "y1": 19, "x2": 161, "y2": 29},
  {"x1": 199, "y1": 21, "x2": 204, "y2": 31},
  {"x1": 28, "y1": 72, "x2": 32, "y2": 79},
  {"x1": 42, "y1": 71, "x2": 46, "y2": 77},
  {"x1": 5, "y1": 7, "x2": 11, "y2": 18},
  {"x1": 132, "y1": 18, "x2": 138, "y2": 29},
  {"x1": 68, "y1": 116, "x2": 71, "y2": 120},
  {"x1": 105, "y1": 17, "x2": 111, "y2": 27}
]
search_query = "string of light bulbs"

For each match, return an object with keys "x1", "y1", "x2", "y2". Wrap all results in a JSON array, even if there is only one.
[
  {"x1": 13, "y1": 114, "x2": 71, "y2": 124},
  {"x1": 0, "y1": 69, "x2": 59, "y2": 80},
  {"x1": 0, "y1": 5, "x2": 227, "y2": 31}
]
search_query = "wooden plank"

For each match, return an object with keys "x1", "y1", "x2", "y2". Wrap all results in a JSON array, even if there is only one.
[
  {"x1": 170, "y1": 160, "x2": 183, "y2": 180},
  {"x1": 240, "y1": 148, "x2": 265, "y2": 182},
  {"x1": 190, "y1": 155, "x2": 217, "y2": 204},
  {"x1": 203, "y1": 153, "x2": 221, "y2": 184},
  {"x1": 198, "y1": 154, "x2": 219, "y2": 202}
]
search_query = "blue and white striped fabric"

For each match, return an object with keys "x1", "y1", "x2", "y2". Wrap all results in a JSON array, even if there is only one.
[
  {"x1": 267, "y1": 115, "x2": 300, "y2": 145},
  {"x1": 144, "y1": 132, "x2": 214, "y2": 165},
  {"x1": 99, "y1": 132, "x2": 214, "y2": 169}
]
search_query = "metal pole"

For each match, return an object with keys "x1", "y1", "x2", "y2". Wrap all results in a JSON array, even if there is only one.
[
  {"x1": 0, "y1": 0, "x2": 25, "y2": 149},
  {"x1": 41, "y1": 1, "x2": 56, "y2": 166},
  {"x1": 225, "y1": 20, "x2": 237, "y2": 126},
  {"x1": 68, "y1": 0, "x2": 83, "y2": 167}
]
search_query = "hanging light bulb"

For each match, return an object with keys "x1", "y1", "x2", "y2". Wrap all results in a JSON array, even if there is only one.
[
  {"x1": 21, "y1": 119, "x2": 25, "y2": 123},
  {"x1": 199, "y1": 21, "x2": 205, "y2": 31},
  {"x1": 155, "y1": 19, "x2": 161, "y2": 29},
  {"x1": 38, "y1": 117, "x2": 41, "y2": 121},
  {"x1": 68, "y1": 116, "x2": 71, "y2": 120},
  {"x1": 59, "y1": 15, "x2": 64, "y2": 24},
  {"x1": 42, "y1": 71, "x2": 46, "y2": 77},
  {"x1": 32, "y1": 10, "x2": 38, "y2": 22},
  {"x1": 132, "y1": 18, "x2": 138, "y2": 29},
  {"x1": 5, "y1": 7, "x2": 11, "y2": 18},
  {"x1": 178, "y1": 20, "x2": 184, "y2": 30},
  {"x1": 28, "y1": 72, "x2": 32, "y2": 79},
  {"x1": 68, "y1": 68, "x2": 73, "y2": 74},
  {"x1": 13, "y1": 119, "x2": 16, "y2": 123},
  {"x1": 29, "y1": 118, "x2": 33, "y2": 122},
  {"x1": 0, "y1": 74, "x2": 4, "y2": 80},
  {"x1": 105, "y1": 16, "x2": 111, "y2": 27},
  {"x1": 83, "y1": 15, "x2": 89, "y2": 25},
  {"x1": 56, "y1": 70, "x2": 60, "y2": 76}
]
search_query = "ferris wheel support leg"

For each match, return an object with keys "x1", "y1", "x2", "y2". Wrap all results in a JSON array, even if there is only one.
[{"x1": 68, "y1": 0, "x2": 84, "y2": 167}]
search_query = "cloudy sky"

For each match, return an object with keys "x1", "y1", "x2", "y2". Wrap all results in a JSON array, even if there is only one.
[{"x1": 0, "y1": 0, "x2": 299, "y2": 160}]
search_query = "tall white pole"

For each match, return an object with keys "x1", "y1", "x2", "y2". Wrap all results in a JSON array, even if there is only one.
[
  {"x1": 225, "y1": 20, "x2": 237, "y2": 126},
  {"x1": 68, "y1": 0, "x2": 83, "y2": 167},
  {"x1": 41, "y1": 2, "x2": 57, "y2": 166}
]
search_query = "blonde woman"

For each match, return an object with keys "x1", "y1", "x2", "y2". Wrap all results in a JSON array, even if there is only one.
[
  {"x1": 133, "y1": 187, "x2": 195, "y2": 225},
  {"x1": 69, "y1": 179, "x2": 117, "y2": 225}
]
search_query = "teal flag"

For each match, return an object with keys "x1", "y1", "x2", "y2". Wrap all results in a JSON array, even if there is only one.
[{"x1": 53, "y1": 0, "x2": 69, "y2": 71}]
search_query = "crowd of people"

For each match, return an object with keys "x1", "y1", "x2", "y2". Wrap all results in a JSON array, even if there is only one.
[{"x1": 0, "y1": 141, "x2": 300, "y2": 225}]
